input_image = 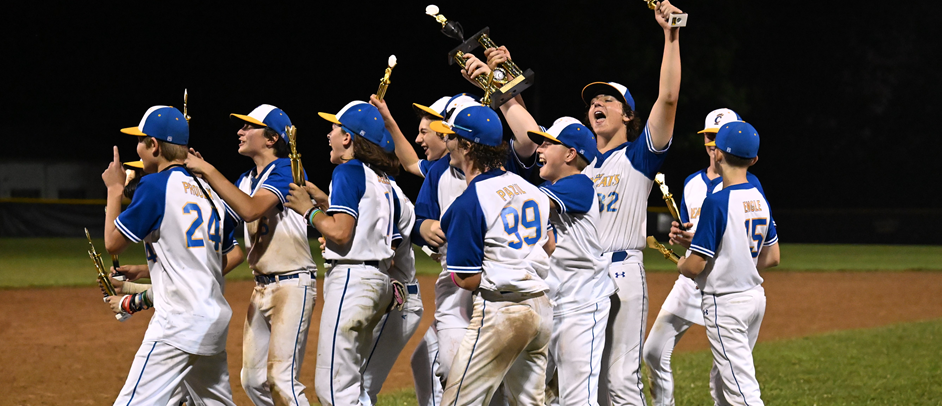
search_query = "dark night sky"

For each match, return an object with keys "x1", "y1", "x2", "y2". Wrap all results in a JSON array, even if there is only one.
[{"x1": 4, "y1": 1, "x2": 940, "y2": 209}]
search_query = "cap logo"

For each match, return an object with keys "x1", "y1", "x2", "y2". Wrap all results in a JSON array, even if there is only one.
[
  {"x1": 727, "y1": 147, "x2": 732, "y2": 152},
  {"x1": 714, "y1": 113, "x2": 724, "y2": 125},
  {"x1": 168, "y1": 136, "x2": 173, "y2": 141},
  {"x1": 360, "y1": 130, "x2": 366, "y2": 136}
]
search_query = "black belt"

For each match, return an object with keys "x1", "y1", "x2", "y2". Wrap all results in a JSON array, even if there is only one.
[
  {"x1": 407, "y1": 284, "x2": 419, "y2": 295},
  {"x1": 612, "y1": 251, "x2": 628, "y2": 262},
  {"x1": 254, "y1": 272, "x2": 308, "y2": 285},
  {"x1": 329, "y1": 260, "x2": 380, "y2": 268}
]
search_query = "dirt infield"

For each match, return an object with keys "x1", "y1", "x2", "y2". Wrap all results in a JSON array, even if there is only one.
[{"x1": 2, "y1": 271, "x2": 941, "y2": 405}]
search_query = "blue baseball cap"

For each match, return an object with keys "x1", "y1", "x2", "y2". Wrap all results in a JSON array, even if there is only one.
[
  {"x1": 527, "y1": 117, "x2": 598, "y2": 163},
  {"x1": 582, "y1": 81, "x2": 636, "y2": 112},
  {"x1": 429, "y1": 102, "x2": 502, "y2": 147},
  {"x1": 318, "y1": 101, "x2": 392, "y2": 152},
  {"x1": 714, "y1": 121, "x2": 760, "y2": 159},
  {"x1": 121, "y1": 106, "x2": 189, "y2": 145},
  {"x1": 230, "y1": 104, "x2": 293, "y2": 138}
]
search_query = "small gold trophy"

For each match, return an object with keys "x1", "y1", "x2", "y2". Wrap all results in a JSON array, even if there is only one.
[
  {"x1": 86, "y1": 228, "x2": 131, "y2": 322},
  {"x1": 425, "y1": 5, "x2": 535, "y2": 109},
  {"x1": 645, "y1": 0, "x2": 688, "y2": 27},
  {"x1": 654, "y1": 173, "x2": 687, "y2": 231},
  {"x1": 376, "y1": 55, "x2": 398, "y2": 101},
  {"x1": 286, "y1": 125, "x2": 304, "y2": 185},
  {"x1": 183, "y1": 88, "x2": 191, "y2": 123},
  {"x1": 647, "y1": 236, "x2": 681, "y2": 264}
]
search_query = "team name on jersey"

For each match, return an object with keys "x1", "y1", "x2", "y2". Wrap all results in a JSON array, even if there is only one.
[
  {"x1": 690, "y1": 207, "x2": 701, "y2": 220},
  {"x1": 496, "y1": 183, "x2": 527, "y2": 201},
  {"x1": 376, "y1": 175, "x2": 391, "y2": 185},
  {"x1": 743, "y1": 200, "x2": 763, "y2": 214},
  {"x1": 182, "y1": 181, "x2": 213, "y2": 199},
  {"x1": 591, "y1": 174, "x2": 621, "y2": 188}
]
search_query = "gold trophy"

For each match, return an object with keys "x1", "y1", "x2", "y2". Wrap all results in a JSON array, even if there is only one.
[
  {"x1": 645, "y1": 0, "x2": 688, "y2": 27},
  {"x1": 647, "y1": 236, "x2": 680, "y2": 264},
  {"x1": 654, "y1": 173, "x2": 687, "y2": 231},
  {"x1": 425, "y1": 5, "x2": 535, "y2": 109},
  {"x1": 286, "y1": 125, "x2": 304, "y2": 185},
  {"x1": 376, "y1": 55, "x2": 398, "y2": 101},
  {"x1": 86, "y1": 228, "x2": 131, "y2": 322},
  {"x1": 183, "y1": 88, "x2": 191, "y2": 123}
]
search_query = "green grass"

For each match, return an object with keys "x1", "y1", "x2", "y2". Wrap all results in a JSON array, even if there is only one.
[
  {"x1": 361, "y1": 319, "x2": 942, "y2": 406},
  {"x1": 642, "y1": 243, "x2": 942, "y2": 272},
  {"x1": 0, "y1": 237, "x2": 444, "y2": 288}
]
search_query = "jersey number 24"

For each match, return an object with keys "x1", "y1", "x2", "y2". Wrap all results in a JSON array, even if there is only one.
[{"x1": 184, "y1": 202, "x2": 221, "y2": 251}]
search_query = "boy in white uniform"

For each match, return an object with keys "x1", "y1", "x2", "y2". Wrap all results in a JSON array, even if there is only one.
[
  {"x1": 102, "y1": 106, "x2": 236, "y2": 406},
  {"x1": 285, "y1": 101, "x2": 398, "y2": 406},
  {"x1": 645, "y1": 108, "x2": 767, "y2": 405},
  {"x1": 677, "y1": 121, "x2": 780, "y2": 406},
  {"x1": 433, "y1": 103, "x2": 553, "y2": 406},
  {"x1": 528, "y1": 117, "x2": 615, "y2": 406},
  {"x1": 185, "y1": 104, "x2": 318, "y2": 406}
]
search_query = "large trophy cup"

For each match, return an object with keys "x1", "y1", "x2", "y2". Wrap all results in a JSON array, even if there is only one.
[
  {"x1": 425, "y1": 5, "x2": 535, "y2": 108},
  {"x1": 86, "y1": 228, "x2": 131, "y2": 322},
  {"x1": 376, "y1": 55, "x2": 398, "y2": 101},
  {"x1": 645, "y1": 0, "x2": 688, "y2": 27},
  {"x1": 286, "y1": 125, "x2": 304, "y2": 185}
]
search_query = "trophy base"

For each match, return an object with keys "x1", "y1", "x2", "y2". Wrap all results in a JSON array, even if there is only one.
[
  {"x1": 447, "y1": 26, "x2": 491, "y2": 65},
  {"x1": 487, "y1": 69, "x2": 535, "y2": 109}
]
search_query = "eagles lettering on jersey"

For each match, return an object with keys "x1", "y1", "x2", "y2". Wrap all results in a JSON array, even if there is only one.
[
  {"x1": 235, "y1": 158, "x2": 316, "y2": 275},
  {"x1": 324, "y1": 159, "x2": 396, "y2": 262},
  {"x1": 441, "y1": 169, "x2": 550, "y2": 295},
  {"x1": 115, "y1": 167, "x2": 234, "y2": 356},
  {"x1": 539, "y1": 174, "x2": 614, "y2": 314},
  {"x1": 689, "y1": 183, "x2": 778, "y2": 295},
  {"x1": 582, "y1": 123, "x2": 669, "y2": 254}
]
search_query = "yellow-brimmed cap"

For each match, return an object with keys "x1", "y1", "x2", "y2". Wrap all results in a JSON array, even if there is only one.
[
  {"x1": 120, "y1": 126, "x2": 147, "y2": 137},
  {"x1": 412, "y1": 103, "x2": 443, "y2": 119},
  {"x1": 705, "y1": 140, "x2": 716, "y2": 147},
  {"x1": 527, "y1": 130, "x2": 563, "y2": 144},
  {"x1": 318, "y1": 112, "x2": 342, "y2": 125},
  {"x1": 229, "y1": 113, "x2": 266, "y2": 127},
  {"x1": 428, "y1": 120, "x2": 454, "y2": 134},
  {"x1": 123, "y1": 160, "x2": 144, "y2": 169}
]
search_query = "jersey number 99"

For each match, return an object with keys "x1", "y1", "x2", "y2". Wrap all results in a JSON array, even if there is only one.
[{"x1": 500, "y1": 199, "x2": 542, "y2": 249}]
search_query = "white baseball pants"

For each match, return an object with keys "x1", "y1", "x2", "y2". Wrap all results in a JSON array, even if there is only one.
[
  {"x1": 548, "y1": 300, "x2": 610, "y2": 406},
  {"x1": 599, "y1": 261, "x2": 648, "y2": 406},
  {"x1": 359, "y1": 283, "x2": 424, "y2": 406},
  {"x1": 702, "y1": 285, "x2": 766, "y2": 406},
  {"x1": 113, "y1": 341, "x2": 235, "y2": 406}
]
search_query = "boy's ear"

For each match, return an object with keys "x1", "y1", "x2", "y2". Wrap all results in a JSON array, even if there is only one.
[
  {"x1": 150, "y1": 138, "x2": 161, "y2": 158},
  {"x1": 750, "y1": 156, "x2": 759, "y2": 166}
]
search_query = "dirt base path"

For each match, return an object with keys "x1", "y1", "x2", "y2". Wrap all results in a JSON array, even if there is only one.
[{"x1": 1, "y1": 272, "x2": 940, "y2": 405}]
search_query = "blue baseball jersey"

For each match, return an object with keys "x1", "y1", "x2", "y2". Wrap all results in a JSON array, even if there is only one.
[
  {"x1": 680, "y1": 169, "x2": 766, "y2": 225},
  {"x1": 582, "y1": 123, "x2": 669, "y2": 257},
  {"x1": 539, "y1": 174, "x2": 614, "y2": 314},
  {"x1": 323, "y1": 159, "x2": 396, "y2": 263},
  {"x1": 441, "y1": 169, "x2": 550, "y2": 295},
  {"x1": 115, "y1": 166, "x2": 235, "y2": 355},
  {"x1": 418, "y1": 159, "x2": 435, "y2": 178},
  {"x1": 234, "y1": 158, "x2": 316, "y2": 275},
  {"x1": 688, "y1": 183, "x2": 778, "y2": 295}
]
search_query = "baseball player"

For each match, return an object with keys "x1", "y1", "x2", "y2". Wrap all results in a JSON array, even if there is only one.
[
  {"x1": 645, "y1": 108, "x2": 769, "y2": 406},
  {"x1": 677, "y1": 121, "x2": 780, "y2": 406},
  {"x1": 358, "y1": 178, "x2": 424, "y2": 406},
  {"x1": 376, "y1": 94, "x2": 452, "y2": 178},
  {"x1": 432, "y1": 102, "x2": 553, "y2": 406},
  {"x1": 185, "y1": 104, "x2": 318, "y2": 406},
  {"x1": 102, "y1": 105, "x2": 236, "y2": 406},
  {"x1": 284, "y1": 100, "x2": 397, "y2": 406},
  {"x1": 526, "y1": 117, "x2": 614, "y2": 406}
]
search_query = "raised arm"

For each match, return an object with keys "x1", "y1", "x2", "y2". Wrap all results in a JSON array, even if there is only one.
[
  {"x1": 185, "y1": 150, "x2": 279, "y2": 222},
  {"x1": 370, "y1": 95, "x2": 423, "y2": 177},
  {"x1": 647, "y1": 0, "x2": 683, "y2": 150},
  {"x1": 102, "y1": 147, "x2": 130, "y2": 254}
]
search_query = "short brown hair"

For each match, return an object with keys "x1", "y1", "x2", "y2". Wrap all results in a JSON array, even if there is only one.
[
  {"x1": 720, "y1": 150, "x2": 755, "y2": 168},
  {"x1": 264, "y1": 127, "x2": 289, "y2": 158},
  {"x1": 142, "y1": 137, "x2": 187, "y2": 161},
  {"x1": 353, "y1": 135, "x2": 400, "y2": 177},
  {"x1": 458, "y1": 138, "x2": 508, "y2": 174}
]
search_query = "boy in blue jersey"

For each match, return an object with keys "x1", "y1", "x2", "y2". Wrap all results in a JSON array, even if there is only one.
[
  {"x1": 432, "y1": 103, "x2": 553, "y2": 406},
  {"x1": 102, "y1": 106, "x2": 237, "y2": 406},
  {"x1": 528, "y1": 117, "x2": 614, "y2": 406},
  {"x1": 372, "y1": 94, "x2": 452, "y2": 178},
  {"x1": 677, "y1": 121, "x2": 780, "y2": 406},
  {"x1": 186, "y1": 104, "x2": 318, "y2": 406}
]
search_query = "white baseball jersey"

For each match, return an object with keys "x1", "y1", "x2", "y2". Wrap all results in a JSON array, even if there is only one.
[
  {"x1": 389, "y1": 179, "x2": 417, "y2": 284},
  {"x1": 115, "y1": 166, "x2": 234, "y2": 355},
  {"x1": 233, "y1": 158, "x2": 316, "y2": 275},
  {"x1": 681, "y1": 170, "x2": 766, "y2": 229},
  {"x1": 414, "y1": 154, "x2": 467, "y2": 265},
  {"x1": 582, "y1": 124, "x2": 670, "y2": 257},
  {"x1": 441, "y1": 169, "x2": 550, "y2": 295},
  {"x1": 323, "y1": 159, "x2": 396, "y2": 262},
  {"x1": 539, "y1": 174, "x2": 614, "y2": 314},
  {"x1": 688, "y1": 183, "x2": 779, "y2": 295}
]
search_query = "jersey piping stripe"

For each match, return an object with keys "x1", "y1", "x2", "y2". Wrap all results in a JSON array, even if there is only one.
[
  {"x1": 446, "y1": 265, "x2": 483, "y2": 273},
  {"x1": 224, "y1": 202, "x2": 242, "y2": 223},
  {"x1": 588, "y1": 302, "x2": 599, "y2": 404},
  {"x1": 291, "y1": 286, "x2": 309, "y2": 405},
  {"x1": 764, "y1": 235, "x2": 779, "y2": 246},
  {"x1": 636, "y1": 265, "x2": 648, "y2": 404},
  {"x1": 363, "y1": 313, "x2": 391, "y2": 374},
  {"x1": 644, "y1": 123, "x2": 670, "y2": 155},
  {"x1": 689, "y1": 244, "x2": 715, "y2": 258},
  {"x1": 260, "y1": 184, "x2": 287, "y2": 204},
  {"x1": 539, "y1": 187, "x2": 566, "y2": 213},
  {"x1": 114, "y1": 218, "x2": 143, "y2": 243},
  {"x1": 125, "y1": 341, "x2": 157, "y2": 406},
  {"x1": 712, "y1": 294, "x2": 750, "y2": 405},
  {"x1": 327, "y1": 206, "x2": 358, "y2": 219},
  {"x1": 329, "y1": 269, "x2": 352, "y2": 406},
  {"x1": 430, "y1": 349, "x2": 439, "y2": 406},
  {"x1": 453, "y1": 300, "x2": 486, "y2": 405}
]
